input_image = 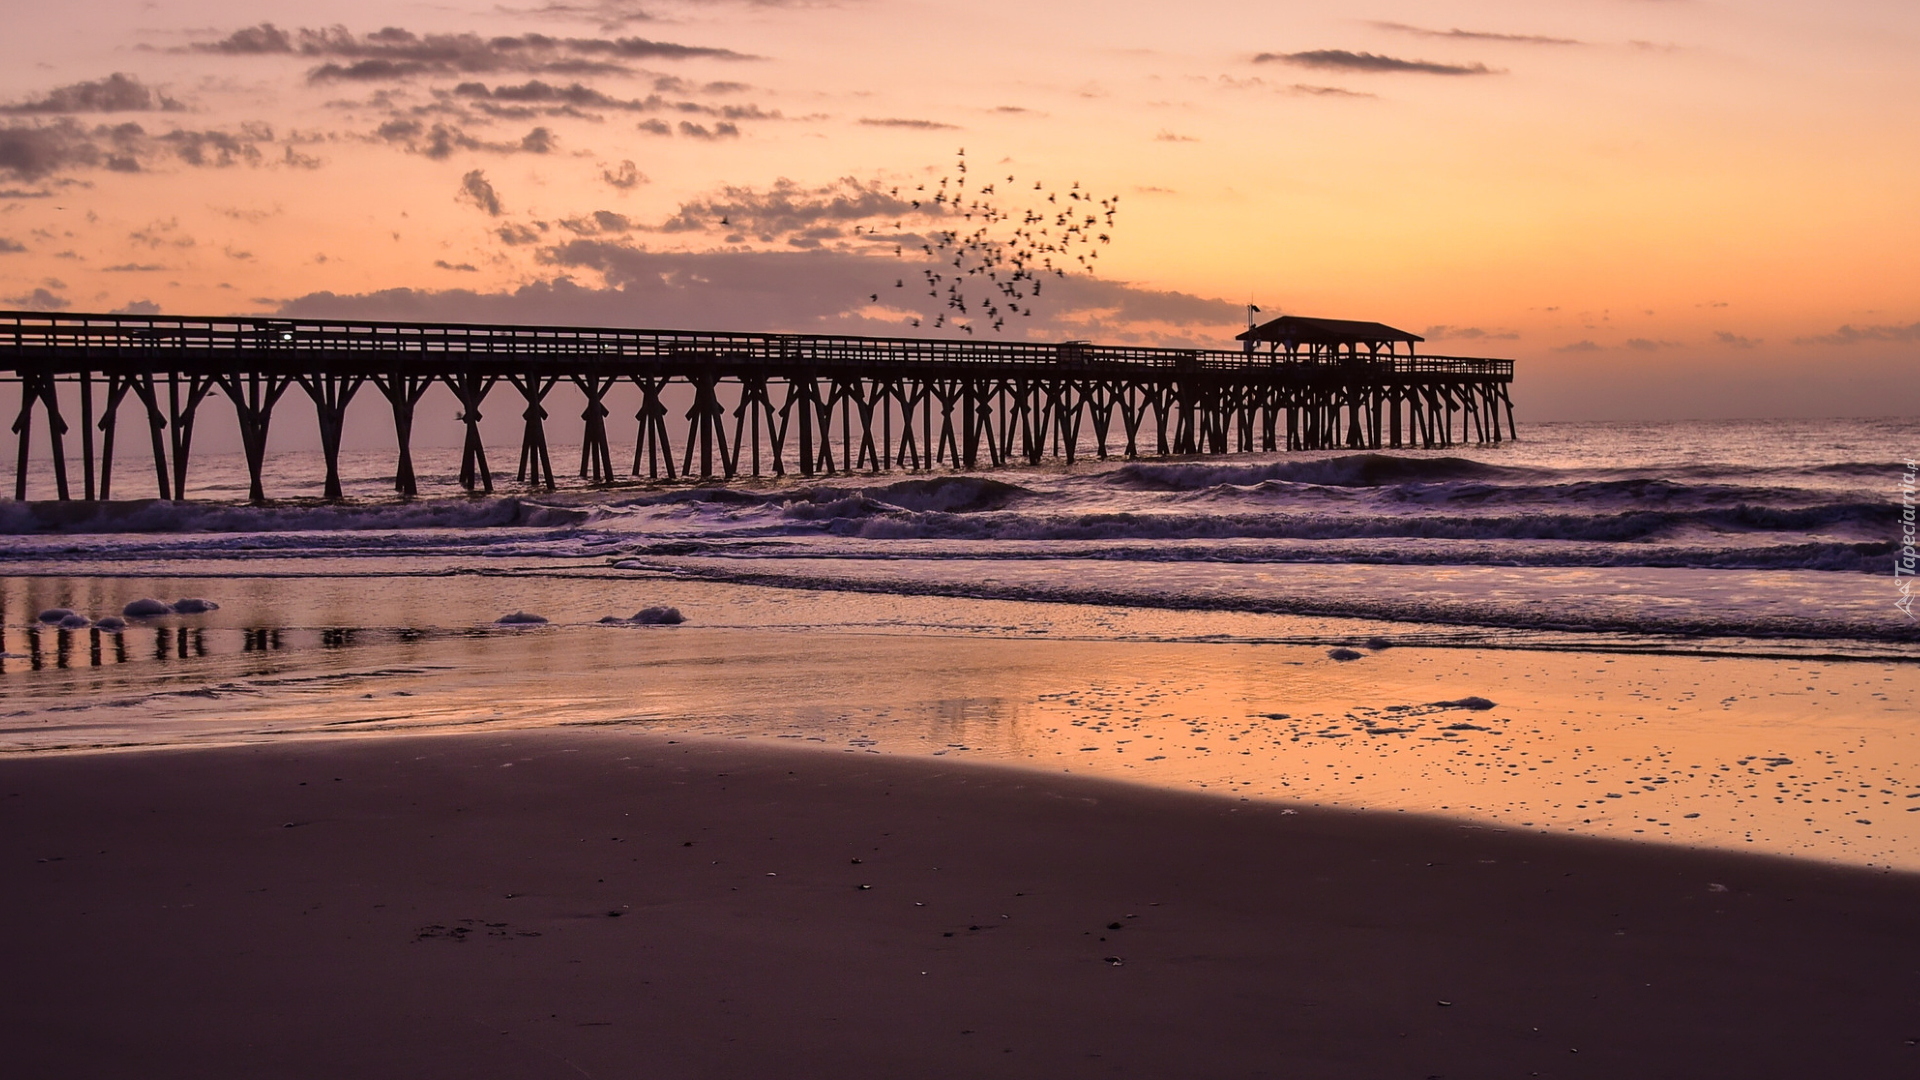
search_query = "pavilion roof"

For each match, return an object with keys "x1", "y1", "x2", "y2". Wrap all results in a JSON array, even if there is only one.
[{"x1": 1234, "y1": 315, "x2": 1423, "y2": 346}]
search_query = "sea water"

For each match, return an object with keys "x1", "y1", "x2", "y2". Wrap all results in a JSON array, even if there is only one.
[{"x1": 3, "y1": 417, "x2": 1917, "y2": 866}]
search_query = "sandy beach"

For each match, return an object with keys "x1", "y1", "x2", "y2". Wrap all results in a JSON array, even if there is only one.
[{"x1": 5, "y1": 728, "x2": 1918, "y2": 1078}]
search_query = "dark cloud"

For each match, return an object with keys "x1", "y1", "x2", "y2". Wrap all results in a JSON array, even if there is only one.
[
  {"x1": 1794, "y1": 321, "x2": 1920, "y2": 346},
  {"x1": 458, "y1": 169, "x2": 503, "y2": 215},
  {"x1": 657, "y1": 177, "x2": 917, "y2": 239},
  {"x1": 375, "y1": 118, "x2": 554, "y2": 158},
  {"x1": 102, "y1": 262, "x2": 167, "y2": 271},
  {"x1": 1369, "y1": 22, "x2": 1583, "y2": 46},
  {"x1": 1553, "y1": 340, "x2": 1602, "y2": 353},
  {"x1": 0, "y1": 73, "x2": 184, "y2": 114},
  {"x1": 0, "y1": 237, "x2": 25, "y2": 253},
  {"x1": 112, "y1": 299, "x2": 161, "y2": 315},
  {"x1": 1254, "y1": 51, "x2": 1499, "y2": 75},
  {"x1": 0, "y1": 120, "x2": 102, "y2": 178},
  {"x1": 433, "y1": 260, "x2": 479, "y2": 271},
  {"x1": 443, "y1": 80, "x2": 780, "y2": 126},
  {"x1": 277, "y1": 244, "x2": 1240, "y2": 345},
  {"x1": 5, "y1": 287, "x2": 70, "y2": 310},
  {"x1": 858, "y1": 117, "x2": 960, "y2": 130},
  {"x1": 160, "y1": 126, "x2": 271, "y2": 167},
  {"x1": 194, "y1": 23, "x2": 756, "y2": 82},
  {"x1": 637, "y1": 118, "x2": 672, "y2": 135},
  {"x1": 498, "y1": 223, "x2": 548, "y2": 245},
  {"x1": 1714, "y1": 330, "x2": 1761, "y2": 349},
  {"x1": 560, "y1": 209, "x2": 641, "y2": 234},
  {"x1": 1625, "y1": 337, "x2": 1682, "y2": 351},
  {"x1": 0, "y1": 117, "x2": 274, "y2": 177},
  {"x1": 602, "y1": 159, "x2": 645, "y2": 188},
  {"x1": 677, "y1": 120, "x2": 738, "y2": 139}
]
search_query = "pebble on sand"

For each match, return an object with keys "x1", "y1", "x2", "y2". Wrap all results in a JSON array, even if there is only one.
[
  {"x1": 36, "y1": 608, "x2": 76, "y2": 624},
  {"x1": 122, "y1": 599, "x2": 174, "y2": 617},
  {"x1": 171, "y1": 598, "x2": 220, "y2": 614},
  {"x1": 1326, "y1": 647, "x2": 1364, "y2": 661},
  {"x1": 631, "y1": 606, "x2": 686, "y2": 625},
  {"x1": 496, "y1": 612, "x2": 549, "y2": 625}
]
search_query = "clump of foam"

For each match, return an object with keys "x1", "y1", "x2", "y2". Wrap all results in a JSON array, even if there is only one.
[
  {"x1": 93, "y1": 616, "x2": 126, "y2": 633},
  {"x1": 172, "y1": 598, "x2": 219, "y2": 614},
  {"x1": 1432, "y1": 696, "x2": 1497, "y2": 711},
  {"x1": 631, "y1": 606, "x2": 685, "y2": 625},
  {"x1": 37, "y1": 608, "x2": 75, "y2": 624},
  {"x1": 496, "y1": 611, "x2": 549, "y2": 625},
  {"x1": 1326, "y1": 647, "x2": 1363, "y2": 661},
  {"x1": 123, "y1": 598, "x2": 173, "y2": 617},
  {"x1": 56, "y1": 613, "x2": 91, "y2": 629}
]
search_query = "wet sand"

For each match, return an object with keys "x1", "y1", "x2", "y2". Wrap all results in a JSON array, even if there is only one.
[
  {"x1": 5, "y1": 729, "x2": 1918, "y2": 1078},
  {"x1": 6, "y1": 573, "x2": 1917, "y2": 868}
]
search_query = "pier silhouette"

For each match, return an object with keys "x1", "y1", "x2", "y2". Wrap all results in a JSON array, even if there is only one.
[{"x1": 2, "y1": 310, "x2": 1515, "y2": 502}]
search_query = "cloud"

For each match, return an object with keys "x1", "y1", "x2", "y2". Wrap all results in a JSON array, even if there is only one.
[
  {"x1": 375, "y1": 119, "x2": 555, "y2": 158},
  {"x1": 458, "y1": 169, "x2": 504, "y2": 215},
  {"x1": 160, "y1": 126, "x2": 271, "y2": 167},
  {"x1": 0, "y1": 237, "x2": 24, "y2": 253},
  {"x1": 1625, "y1": 337, "x2": 1682, "y2": 351},
  {"x1": 1553, "y1": 340, "x2": 1602, "y2": 353},
  {"x1": 1154, "y1": 130, "x2": 1198, "y2": 142},
  {"x1": 560, "y1": 209, "x2": 641, "y2": 234},
  {"x1": 433, "y1": 260, "x2": 479, "y2": 271},
  {"x1": 0, "y1": 119, "x2": 102, "y2": 178},
  {"x1": 637, "y1": 118, "x2": 672, "y2": 135},
  {"x1": 277, "y1": 244, "x2": 1242, "y2": 344},
  {"x1": 1714, "y1": 331, "x2": 1761, "y2": 349},
  {"x1": 0, "y1": 117, "x2": 276, "y2": 177},
  {"x1": 111, "y1": 300, "x2": 161, "y2": 315},
  {"x1": 1794, "y1": 321, "x2": 1920, "y2": 346},
  {"x1": 1253, "y1": 51, "x2": 1499, "y2": 75},
  {"x1": 101, "y1": 262, "x2": 167, "y2": 271},
  {"x1": 858, "y1": 117, "x2": 960, "y2": 130},
  {"x1": 5, "y1": 287, "x2": 70, "y2": 310},
  {"x1": 677, "y1": 120, "x2": 738, "y2": 139},
  {"x1": 656, "y1": 176, "x2": 918, "y2": 239},
  {"x1": 603, "y1": 159, "x2": 646, "y2": 188},
  {"x1": 1423, "y1": 325, "x2": 1519, "y2": 341},
  {"x1": 129, "y1": 218, "x2": 196, "y2": 248},
  {"x1": 1369, "y1": 22, "x2": 1582, "y2": 46},
  {"x1": 1289, "y1": 84, "x2": 1376, "y2": 98},
  {"x1": 498, "y1": 222, "x2": 548, "y2": 245},
  {"x1": 0, "y1": 74, "x2": 184, "y2": 114},
  {"x1": 194, "y1": 23, "x2": 756, "y2": 82}
]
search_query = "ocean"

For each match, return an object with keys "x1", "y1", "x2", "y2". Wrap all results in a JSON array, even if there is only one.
[
  {"x1": 4, "y1": 416, "x2": 1917, "y2": 867},
  {"x1": 4, "y1": 416, "x2": 1914, "y2": 653}
]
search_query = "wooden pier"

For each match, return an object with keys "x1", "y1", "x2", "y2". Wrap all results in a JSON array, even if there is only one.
[{"x1": 1, "y1": 310, "x2": 1516, "y2": 502}]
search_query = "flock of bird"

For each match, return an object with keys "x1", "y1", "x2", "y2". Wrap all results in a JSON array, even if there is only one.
[{"x1": 851, "y1": 149, "x2": 1120, "y2": 335}]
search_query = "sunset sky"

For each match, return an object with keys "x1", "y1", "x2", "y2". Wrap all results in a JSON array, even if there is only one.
[{"x1": 1, "y1": 0, "x2": 1915, "y2": 420}]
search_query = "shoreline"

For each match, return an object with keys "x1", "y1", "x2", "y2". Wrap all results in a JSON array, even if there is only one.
[{"x1": 6, "y1": 728, "x2": 1919, "y2": 1077}]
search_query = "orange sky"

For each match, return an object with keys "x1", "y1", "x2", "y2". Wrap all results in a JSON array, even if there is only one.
[{"x1": 1, "y1": 0, "x2": 1916, "y2": 419}]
